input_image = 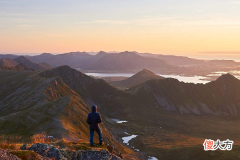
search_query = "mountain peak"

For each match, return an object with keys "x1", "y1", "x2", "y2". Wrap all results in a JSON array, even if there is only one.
[
  {"x1": 216, "y1": 73, "x2": 237, "y2": 82},
  {"x1": 96, "y1": 51, "x2": 108, "y2": 56},
  {"x1": 137, "y1": 69, "x2": 155, "y2": 75},
  {"x1": 40, "y1": 53, "x2": 53, "y2": 56},
  {"x1": 110, "y1": 69, "x2": 165, "y2": 89}
]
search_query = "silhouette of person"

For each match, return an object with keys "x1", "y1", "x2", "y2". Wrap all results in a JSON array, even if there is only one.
[{"x1": 87, "y1": 105, "x2": 103, "y2": 146}]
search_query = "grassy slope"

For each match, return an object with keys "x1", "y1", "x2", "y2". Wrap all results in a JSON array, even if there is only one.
[{"x1": 0, "y1": 70, "x2": 133, "y2": 155}]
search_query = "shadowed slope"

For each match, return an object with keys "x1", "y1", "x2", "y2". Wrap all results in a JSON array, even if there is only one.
[
  {"x1": 128, "y1": 73, "x2": 240, "y2": 115},
  {"x1": 14, "y1": 56, "x2": 52, "y2": 71}
]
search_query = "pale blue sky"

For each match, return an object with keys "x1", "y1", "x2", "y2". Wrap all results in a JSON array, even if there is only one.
[{"x1": 1, "y1": 0, "x2": 240, "y2": 55}]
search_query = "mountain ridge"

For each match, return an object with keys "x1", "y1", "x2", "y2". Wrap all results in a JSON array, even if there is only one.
[
  {"x1": 128, "y1": 73, "x2": 240, "y2": 115},
  {"x1": 0, "y1": 69, "x2": 133, "y2": 155}
]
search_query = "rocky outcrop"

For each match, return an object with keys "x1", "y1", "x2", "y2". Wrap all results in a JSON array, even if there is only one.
[
  {"x1": 60, "y1": 149, "x2": 122, "y2": 160},
  {"x1": 26, "y1": 143, "x2": 62, "y2": 160},
  {"x1": 22, "y1": 143, "x2": 122, "y2": 160}
]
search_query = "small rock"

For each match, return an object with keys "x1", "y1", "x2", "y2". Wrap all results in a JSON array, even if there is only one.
[{"x1": 20, "y1": 143, "x2": 27, "y2": 150}]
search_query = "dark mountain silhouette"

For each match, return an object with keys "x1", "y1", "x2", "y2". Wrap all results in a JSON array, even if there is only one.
[
  {"x1": 156, "y1": 54, "x2": 206, "y2": 66},
  {"x1": 207, "y1": 60, "x2": 239, "y2": 66},
  {"x1": 0, "y1": 54, "x2": 18, "y2": 59},
  {"x1": 28, "y1": 51, "x2": 180, "y2": 73},
  {"x1": 86, "y1": 51, "x2": 109, "y2": 64},
  {"x1": 139, "y1": 53, "x2": 240, "y2": 67},
  {"x1": 28, "y1": 52, "x2": 93, "y2": 68},
  {"x1": 89, "y1": 51, "x2": 177, "y2": 72},
  {"x1": 110, "y1": 69, "x2": 165, "y2": 89},
  {"x1": 14, "y1": 56, "x2": 52, "y2": 70},
  {"x1": 28, "y1": 51, "x2": 109, "y2": 69},
  {"x1": 138, "y1": 53, "x2": 206, "y2": 66}
]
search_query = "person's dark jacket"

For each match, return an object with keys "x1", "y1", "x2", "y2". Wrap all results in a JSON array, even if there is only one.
[{"x1": 87, "y1": 105, "x2": 102, "y2": 130}]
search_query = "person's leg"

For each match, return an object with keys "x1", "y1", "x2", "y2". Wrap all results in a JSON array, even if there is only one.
[
  {"x1": 90, "y1": 129, "x2": 94, "y2": 146},
  {"x1": 96, "y1": 128, "x2": 103, "y2": 145}
]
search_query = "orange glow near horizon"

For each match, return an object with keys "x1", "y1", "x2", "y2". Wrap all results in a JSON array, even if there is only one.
[
  {"x1": 1, "y1": 27, "x2": 240, "y2": 56},
  {"x1": 1, "y1": 0, "x2": 240, "y2": 58}
]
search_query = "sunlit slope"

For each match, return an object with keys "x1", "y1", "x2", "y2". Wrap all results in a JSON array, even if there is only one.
[{"x1": 0, "y1": 70, "x2": 133, "y2": 154}]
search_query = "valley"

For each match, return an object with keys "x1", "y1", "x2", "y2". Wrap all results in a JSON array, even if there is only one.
[{"x1": 1, "y1": 53, "x2": 240, "y2": 160}]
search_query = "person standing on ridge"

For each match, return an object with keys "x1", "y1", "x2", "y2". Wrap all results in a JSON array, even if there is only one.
[{"x1": 87, "y1": 105, "x2": 103, "y2": 147}]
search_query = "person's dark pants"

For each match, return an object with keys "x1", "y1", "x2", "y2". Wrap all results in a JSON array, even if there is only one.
[{"x1": 90, "y1": 128, "x2": 102, "y2": 146}]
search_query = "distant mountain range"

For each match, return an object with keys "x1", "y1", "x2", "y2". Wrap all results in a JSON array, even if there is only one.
[
  {"x1": 26, "y1": 51, "x2": 178, "y2": 73},
  {"x1": 110, "y1": 69, "x2": 165, "y2": 89},
  {"x1": 138, "y1": 53, "x2": 206, "y2": 66},
  {"x1": 1, "y1": 51, "x2": 240, "y2": 75},
  {"x1": 139, "y1": 52, "x2": 240, "y2": 67},
  {"x1": 88, "y1": 51, "x2": 178, "y2": 72},
  {"x1": 0, "y1": 56, "x2": 52, "y2": 71}
]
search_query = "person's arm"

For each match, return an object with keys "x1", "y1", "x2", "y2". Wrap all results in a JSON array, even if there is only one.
[
  {"x1": 87, "y1": 114, "x2": 91, "y2": 124},
  {"x1": 98, "y1": 114, "x2": 102, "y2": 123}
]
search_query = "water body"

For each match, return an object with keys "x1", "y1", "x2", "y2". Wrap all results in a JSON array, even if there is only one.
[
  {"x1": 111, "y1": 118, "x2": 128, "y2": 123},
  {"x1": 85, "y1": 73, "x2": 210, "y2": 84},
  {"x1": 86, "y1": 73, "x2": 134, "y2": 77},
  {"x1": 157, "y1": 74, "x2": 209, "y2": 84},
  {"x1": 207, "y1": 71, "x2": 228, "y2": 76},
  {"x1": 122, "y1": 135, "x2": 138, "y2": 145},
  {"x1": 148, "y1": 157, "x2": 158, "y2": 160},
  {"x1": 207, "y1": 71, "x2": 240, "y2": 79}
]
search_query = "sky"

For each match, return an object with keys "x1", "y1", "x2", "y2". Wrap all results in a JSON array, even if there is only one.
[{"x1": 1, "y1": 0, "x2": 240, "y2": 58}]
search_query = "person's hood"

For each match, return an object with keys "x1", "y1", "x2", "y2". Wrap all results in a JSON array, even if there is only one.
[{"x1": 92, "y1": 105, "x2": 97, "y2": 113}]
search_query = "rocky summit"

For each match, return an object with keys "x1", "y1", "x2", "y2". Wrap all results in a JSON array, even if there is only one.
[{"x1": 21, "y1": 143, "x2": 122, "y2": 160}]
